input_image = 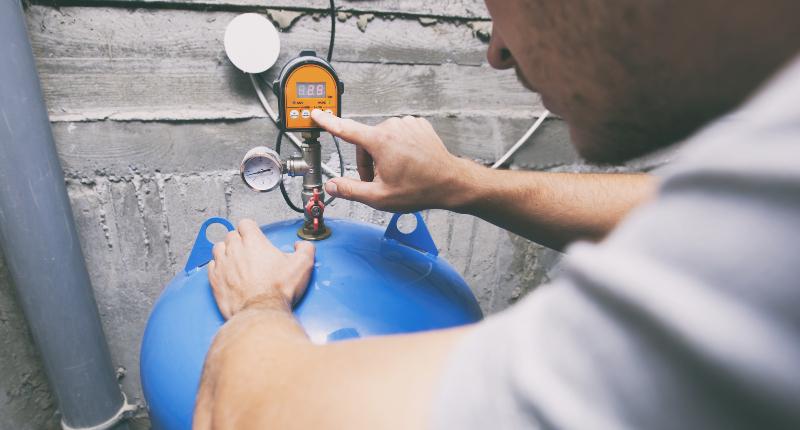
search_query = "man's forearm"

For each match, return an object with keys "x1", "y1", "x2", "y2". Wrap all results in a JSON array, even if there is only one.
[
  {"x1": 451, "y1": 159, "x2": 657, "y2": 251},
  {"x1": 194, "y1": 297, "x2": 311, "y2": 429},
  {"x1": 195, "y1": 299, "x2": 468, "y2": 430}
]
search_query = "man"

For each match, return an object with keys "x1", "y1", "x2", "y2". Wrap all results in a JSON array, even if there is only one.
[{"x1": 194, "y1": 0, "x2": 800, "y2": 428}]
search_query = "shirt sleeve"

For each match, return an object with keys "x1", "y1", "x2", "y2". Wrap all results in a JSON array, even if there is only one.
[{"x1": 431, "y1": 107, "x2": 800, "y2": 429}]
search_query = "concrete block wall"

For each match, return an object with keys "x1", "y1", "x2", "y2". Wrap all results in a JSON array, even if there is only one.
[{"x1": 0, "y1": 1, "x2": 674, "y2": 427}]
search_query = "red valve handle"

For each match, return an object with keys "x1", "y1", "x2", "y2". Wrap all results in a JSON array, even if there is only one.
[{"x1": 305, "y1": 188, "x2": 325, "y2": 233}]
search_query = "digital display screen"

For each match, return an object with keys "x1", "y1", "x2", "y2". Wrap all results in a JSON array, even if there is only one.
[{"x1": 297, "y1": 82, "x2": 326, "y2": 98}]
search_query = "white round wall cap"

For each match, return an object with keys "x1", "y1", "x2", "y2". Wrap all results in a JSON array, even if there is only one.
[{"x1": 224, "y1": 13, "x2": 281, "y2": 73}]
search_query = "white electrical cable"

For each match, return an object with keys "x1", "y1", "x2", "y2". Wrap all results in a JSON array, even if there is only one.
[
  {"x1": 491, "y1": 110, "x2": 550, "y2": 169},
  {"x1": 249, "y1": 74, "x2": 280, "y2": 123},
  {"x1": 249, "y1": 74, "x2": 340, "y2": 178}
]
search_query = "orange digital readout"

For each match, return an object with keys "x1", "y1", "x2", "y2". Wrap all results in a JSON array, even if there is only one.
[{"x1": 283, "y1": 64, "x2": 339, "y2": 130}]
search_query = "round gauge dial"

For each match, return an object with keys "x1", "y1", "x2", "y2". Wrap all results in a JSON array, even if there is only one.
[{"x1": 240, "y1": 146, "x2": 283, "y2": 192}]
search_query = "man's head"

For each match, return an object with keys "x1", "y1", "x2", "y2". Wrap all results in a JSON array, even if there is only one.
[{"x1": 484, "y1": 0, "x2": 800, "y2": 163}]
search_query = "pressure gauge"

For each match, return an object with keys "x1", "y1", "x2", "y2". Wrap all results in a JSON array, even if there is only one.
[
  {"x1": 240, "y1": 146, "x2": 283, "y2": 192},
  {"x1": 274, "y1": 50, "x2": 344, "y2": 132}
]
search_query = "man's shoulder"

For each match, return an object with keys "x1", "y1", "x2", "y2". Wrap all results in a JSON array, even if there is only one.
[{"x1": 663, "y1": 54, "x2": 800, "y2": 180}]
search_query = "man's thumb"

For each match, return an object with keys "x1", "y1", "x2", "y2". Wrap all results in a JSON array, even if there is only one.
[
  {"x1": 293, "y1": 240, "x2": 315, "y2": 262},
  {"x1": 325, "y1": 178, "x2": 379, "y2": 204}
]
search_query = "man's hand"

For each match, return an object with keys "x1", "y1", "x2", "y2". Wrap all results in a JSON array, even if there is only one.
[
  {"x1": 312, "y1": 109, "x2": 474, "y2": 212},
  {"x1": 208, "y1": 219, "x2": 315, "y2": 319}
]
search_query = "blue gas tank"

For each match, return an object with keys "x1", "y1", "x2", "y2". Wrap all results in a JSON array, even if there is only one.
[{"x1": 140, "y1": 213, "x2": 482, "y2": 430}]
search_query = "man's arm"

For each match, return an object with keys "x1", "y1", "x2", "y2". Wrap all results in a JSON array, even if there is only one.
[
  {"x1": 311, "y1": 110, "x2": 656, "y2": 251},
  {"x1": 194, "y1": 220, "x2": 468, "y2": 430},
  {"x1": 458, "y1": 167, "x2": 655, "y2": 250}
]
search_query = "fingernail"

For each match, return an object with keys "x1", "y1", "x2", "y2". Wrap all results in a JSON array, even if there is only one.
[{"x1": 325, "y1": 181, "x2": 338, "y2": 196}]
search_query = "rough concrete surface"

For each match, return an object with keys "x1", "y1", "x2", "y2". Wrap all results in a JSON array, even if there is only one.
[
  {"x1": 0, "y1": 255, "x2": 60, "y2": 430},
  {"x1": 0, "y1": 1, "x2": 675, "y2": 428}
]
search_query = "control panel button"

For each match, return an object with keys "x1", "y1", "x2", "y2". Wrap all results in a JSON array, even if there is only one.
[
  {"x1": 301, "y1": 110, "x2": 310, "y2": 118},
  {"x1": 289, "y1": 110, "x2": 299, "y2": 119}
]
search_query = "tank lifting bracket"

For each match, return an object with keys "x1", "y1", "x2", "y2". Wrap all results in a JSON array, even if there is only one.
[
  {"x1": 384, "y1": 212, "x2": 439, "y2": 256},
  {"x1": 184, "y1": 217, "x2": 236, "y2": 274}
]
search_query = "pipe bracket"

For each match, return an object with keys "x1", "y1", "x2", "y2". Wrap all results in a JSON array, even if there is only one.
[{"x1": 61, "y1": 393, "x2": 138, "y2": 430}]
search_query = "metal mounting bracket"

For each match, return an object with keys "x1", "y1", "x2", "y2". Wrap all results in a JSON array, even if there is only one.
[
  {"x1": 384, "y1": 212, "x2": 439, "y2": 256},
  {"x1": 184, "y1": 217, "x2": 235, "y2": 274}
]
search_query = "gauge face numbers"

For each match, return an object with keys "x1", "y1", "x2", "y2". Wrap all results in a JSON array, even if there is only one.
[{"x1": 240, "y1": 147, "x2": 283, "y2": 192}]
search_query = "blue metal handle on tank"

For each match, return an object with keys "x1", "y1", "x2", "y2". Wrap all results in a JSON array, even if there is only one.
[
  {"x1": 183, "y1": 217, "x2": 235, "y2": 273},
  {"x1": 141, "y1": 214, "x2": 482, "y2": 430}
]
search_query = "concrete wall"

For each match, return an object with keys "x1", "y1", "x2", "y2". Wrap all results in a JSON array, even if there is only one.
[{"x1": 0, "y1": 1, "x2": 673, "y2": 427}]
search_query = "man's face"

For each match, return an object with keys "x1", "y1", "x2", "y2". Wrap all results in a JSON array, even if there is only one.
[{"x1": 484, "y1": 0, "x2": 800, "y2": 163}]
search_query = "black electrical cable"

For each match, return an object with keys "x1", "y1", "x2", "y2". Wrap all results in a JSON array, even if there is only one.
[
  {"x1": 327, "y1": 0, "x2": 336, "y2": 62},
  {"x1": 276, "y1": 131, "x2": 305, "y2": 213},
  {"x1": 327, "y1": 136, "x2": 344, "y2": 206},
  {"x1": 323, "y1": 0, "x2": 342, "y2": 207}
]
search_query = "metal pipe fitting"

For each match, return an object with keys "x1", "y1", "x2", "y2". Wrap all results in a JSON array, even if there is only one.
[
  {"x1": 284, "y1": 157, "x2": 310, "y2": 177},
  {"x1": 297, "y1": 132, "x2": 331, "y2": 240},
  {"x1": 300, "y1": 132, "x2": 325, "y2": 207}
]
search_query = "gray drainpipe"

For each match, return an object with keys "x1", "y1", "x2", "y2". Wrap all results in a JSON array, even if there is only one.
[{"x1": 0, "y1": 1, "x2": 133, "y2": 428}]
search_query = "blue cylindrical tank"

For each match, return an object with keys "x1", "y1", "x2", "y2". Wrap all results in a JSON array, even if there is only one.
[{"x1": 140, "y1": 213, "x2": 482, "y2": 430}]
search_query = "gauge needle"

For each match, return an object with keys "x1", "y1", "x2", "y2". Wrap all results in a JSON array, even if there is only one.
[{"x1": 246, "y1": 169, "x2": 271, "y2": 176}]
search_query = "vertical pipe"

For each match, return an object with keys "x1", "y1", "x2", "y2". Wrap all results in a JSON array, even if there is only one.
[
  {"x1": 0, "y1": 1, "x2": 128, "y2": 428},
  {"x1": 300, "y1": 133, "x2": 325, "y2": 214}
]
